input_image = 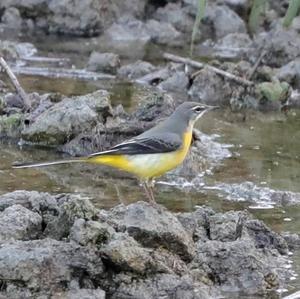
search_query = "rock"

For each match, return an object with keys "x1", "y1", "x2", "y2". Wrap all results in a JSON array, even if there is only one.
[
  {"x1": 0, "y1": 205, "x2": 42, "y2": 241},
  {"x1": 4, "y1": 93, "x2": 24, "y2": 109},
  {"x1": 208, "y1": 211, "x2": 245, "y2": 242},
  {"x1": 255, "y1": 26, "x2": 300, "y2": 67},
  {"x1": 282, "y1": 233, "x2": 300, "y2": 250},
  {"x1": 53, "y1": 288, "x2": 106, "y2": 299},
  {"x1": 45, "y1": 195, "x2": 98, "y2": 240},
  {"x1": 101, "y1": 18, "x2": 151, "y2": 58},
  {"x1": 153, "y1": 3, "x2": 194, "y2": 33},
  {"x1": 188, "y1": 67, "x2": 233, "y2": 105},
  {"x1": 0, "y1": 238, "x2": 104, "y2": 296},
  {"x1": 158, "y1": 71, "x2": 189, "y2": 93},
  {"x1": 99, "y1": 202, "x2": 196, "y2": 262},
  {"x1": 0, "y1": 113, "x2": 22, "y2": 139},
  {"x1": 22, "y1": 90, "x2": 112, "y2": 145},
  {"x1": 211, "y1": 32, "x2": 253, "y2": 60},
  {"x1": 101, "y1": 233, "x2": 156, "y2": 274},
  {"x1": 1, "y1": 7, "x2": 22, "y2": 29},
  {"x1": 222, "y1": 0, "x2": 250, "y2": 14},
  {"x1": 0, "y1": 40, "x2": 37, "y2": 60},
  {"x1": 177, "y1": 206, "x2": 215, "y2": 242},
  {"x1": 205, "y1": 4, "x2": 247, "y2": 39},
  {"x1": 276, "y1": 59, "x2": 300, "y2": 89},
  {"x1": 70, "y1": 218, "x2": 115, "y2": 246},
  {"x1": 117, "y1": 60, "x2": 156, "y2": 79},
  {"x1": 245, "y1": 219, "x2": 289, "y2": 255},
  {"x1": 145, "y1": 19, "x2": 182, "y2": 46},
  {"x1": 136, "y1": 67, "x2": 172, "y2": 86},
  {"x1": 193, "y1": 238, "x2": 289, "y2": 295},
  {"x1": 0, "y1": 190, "x2": 59, "y2": 214},
  {"x1": 111, "y1": 273, "x2": 214, "y2": 299},
  {"x1": 87, "y1": 52, "x2": 120, "y2": 74},
  {"x1": 0, "y1": 0, "x2": 147, "y2": 36}
]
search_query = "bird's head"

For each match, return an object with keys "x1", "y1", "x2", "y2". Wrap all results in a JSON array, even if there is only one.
[{"x1": 175, "y1": 101, "x2": 219, "y2": 125}]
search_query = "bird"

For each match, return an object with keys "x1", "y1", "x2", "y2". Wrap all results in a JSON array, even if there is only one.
[{"x1": 13, "y1": 102, "x2": 218, "y2": 203}]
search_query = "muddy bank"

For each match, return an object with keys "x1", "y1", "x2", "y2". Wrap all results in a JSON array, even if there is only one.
[{"x1": 0, "y1": 190, "x2": 293, "y2": 298}]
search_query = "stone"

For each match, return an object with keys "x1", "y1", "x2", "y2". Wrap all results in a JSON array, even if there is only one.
[
  {"x1": 117, "y1": 60, "x2": 156, "y2": 79},
  {"x1": 101, "y1": 233, "x2": 156, "y2": 274},
  {"x1": 111, "y1": 273, "x2": 214, "y2": 299},
  {"x1": 212, "y1": 32, "x2": 253, "y2": 60},
  {"x1": 205, "y1": 4, "x2": 247, "y2": 39},
  {"x1": 193, "y1": 238, "x2": 288, "y2": 295},
  {"x1": 0, "y1": 239, "x2": 104, "y2": 296},
  {"x1": 255, "y1": 26, "x2": 300, "y2": 67},
  {"x1": 276, "y1": 59, "x2": 300, "y2": 89},
  {"x1": 158, "y1": 71, "x2": 189, "y2": 93},
  {"x1": 153, "y1": 3, "x2": 194, "y2": 33},
  {"x1": 22, "y1": 90, "x2": 112, "y2": 145},
  {"x1": 99, "y1": 202, "x2": 196, "y2": 262},
  {"x1": 145, "y1": 19, "x2": 183, "y2": 46},
  {"x1": 87, "y1": 52, "x2": 120, "y2": 74},
  {"x1": 1, "y1": 7, "x2": 22, "y2": 29},
  {"x1": 102, "y1": 18, "x2": 151, "y2": 58},
  {"x1": 188, "y1": 67, "x2": 233, "y2": 105},
  {"x1": 0, "y1": 205, "x2": 42, "y2": 241},
  {"x1": 70, "y1": 218, "x2": 115, "y2": 246},
  {"x1": 53, "y1": 288, "x2": 106, "y2": 299},
  {"x1": 44, "y1": 195, "x2": 98, "y2": 240}
]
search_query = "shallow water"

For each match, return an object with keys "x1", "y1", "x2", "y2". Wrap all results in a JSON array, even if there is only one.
[{"x1": 1, "y1": 32, "x2": 300, "y2": 296}]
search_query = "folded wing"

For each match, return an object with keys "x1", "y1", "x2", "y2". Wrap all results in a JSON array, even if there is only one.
[{"x1": 89, "y1": 133, "x2": 182, "y2": 157}]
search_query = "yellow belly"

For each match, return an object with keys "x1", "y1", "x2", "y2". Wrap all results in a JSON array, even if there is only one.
[{"x1": 88, "y1": 131, "x2": 193, "y2": 180}]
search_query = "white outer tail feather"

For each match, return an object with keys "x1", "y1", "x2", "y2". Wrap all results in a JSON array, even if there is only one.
[{"x1": 12, "y1": 159, "x2": 86, "y2": 169}]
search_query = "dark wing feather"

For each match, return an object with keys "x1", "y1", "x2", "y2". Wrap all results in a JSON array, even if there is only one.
[{"x1": 89, "y1": 133, "x2": 182, "y2": 157}]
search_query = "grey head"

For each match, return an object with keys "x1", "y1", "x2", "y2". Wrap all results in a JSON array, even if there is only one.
[
  {"x1": 171, "y1": 101, "x2": 218, "y2": 124},
  {"x1": 142, "y1": 101, "x2": 218, "y2": 138}
]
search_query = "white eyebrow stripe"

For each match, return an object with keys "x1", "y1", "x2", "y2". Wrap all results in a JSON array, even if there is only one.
[{"x1": 192, "y1": 106, "x2": 203, "y2": 110}]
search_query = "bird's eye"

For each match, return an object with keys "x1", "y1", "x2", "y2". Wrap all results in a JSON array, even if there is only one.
[{"x1": 194, "y1": 106, "x2": 203, "y2": 113}]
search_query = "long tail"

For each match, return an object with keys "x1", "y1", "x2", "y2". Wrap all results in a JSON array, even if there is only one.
[{"x1": 12, "y1": 158, "x2": 87, "y2": 169}]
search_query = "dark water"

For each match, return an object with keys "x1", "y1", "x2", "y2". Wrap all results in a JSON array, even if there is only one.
[{"x1": 1, "y1": 32, "x2": 300, "y2": 297}]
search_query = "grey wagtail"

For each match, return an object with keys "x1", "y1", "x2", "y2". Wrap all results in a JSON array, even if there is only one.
[{"x1": 13, "y1": 102, "x2": 217, "y2": 202}]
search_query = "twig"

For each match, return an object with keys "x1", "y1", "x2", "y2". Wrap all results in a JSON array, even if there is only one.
[
  {"x1": 246, "y1": 49, "x2": 267, "y2": 80},
  {"x1": 11, "y1": 66, "x2": 115, "y2": 80},
  {"x1": 0, "y1": 57, "x2": 31, "y2": 111},
  {"x1": 163, "y1": 52, "x2": 254, "y2": 87}
]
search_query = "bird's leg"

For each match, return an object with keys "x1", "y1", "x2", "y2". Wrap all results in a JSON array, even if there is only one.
[
  {"x1": 141, "y1": 181, "x2": 154, "y2": 204},
  {"x1": 148, "y1": 179, "x2": 156, "y2": 203}
]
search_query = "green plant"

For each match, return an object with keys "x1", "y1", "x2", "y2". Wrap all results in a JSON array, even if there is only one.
[
  {"x1": 190, "y1": 0, "x2": 206, "y2": 57},
  {"x1": 283, "y1": 0, "x2": 300, "y2": 27},
  {"x1": 248, "y1": 0, "x2": 267, "y2": 34}
]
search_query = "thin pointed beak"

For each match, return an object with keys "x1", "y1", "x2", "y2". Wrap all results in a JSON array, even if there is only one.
[{"x1": 207, "y1": 105, "x2": 220, "y2": 110}]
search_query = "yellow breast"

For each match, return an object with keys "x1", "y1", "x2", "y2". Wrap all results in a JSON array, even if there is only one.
[{"x1": 88, "y1": 130, "x2": 193, "y2": 180}]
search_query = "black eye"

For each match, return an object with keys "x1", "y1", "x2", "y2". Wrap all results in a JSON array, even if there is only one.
[{"x1": 194, "y1": 106, "x2": 203, "y2": 113}]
